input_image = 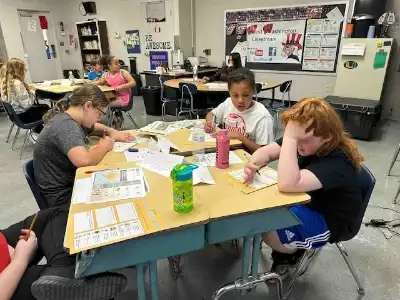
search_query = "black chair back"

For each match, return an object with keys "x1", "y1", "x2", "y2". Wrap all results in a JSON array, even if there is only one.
[
  {"x1": 178, "y1": 82, "x2": 197, "y2": 98},
  {"x1": 112, "y1": 85, "x2": 135, "y2": 112},
  {"x1": 338, "y1": 165, "x2": 376, "y2": 242},
  {"x1": 23, "y1": 160, "x2": 49, "y2": 210},
  {"x1": 255, "y1": 83, "x2": 262, "y2": 94},
  {"x1": 280, "y1": 80, "x2": 292, "y2": 93},
  {"x1": 1, "y1": 101, "x2": 26, "y2": 128}
]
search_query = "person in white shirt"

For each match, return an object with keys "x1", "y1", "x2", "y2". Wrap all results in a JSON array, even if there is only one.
[
  {"x1": 205, "y1": 68, "x2": 274, "y2": 153},
  {"x1": 0, "y1": 58, "x2": 49, "y2": 141}
]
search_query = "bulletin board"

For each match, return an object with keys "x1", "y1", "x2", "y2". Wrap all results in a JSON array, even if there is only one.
[{"x1": 225, "y1": 2, "x2": 349, "y2": 73}]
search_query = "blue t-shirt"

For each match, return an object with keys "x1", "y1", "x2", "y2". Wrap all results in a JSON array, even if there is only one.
[{"x1": 88, "y1": 70, "x2": 104, "y2": 81}]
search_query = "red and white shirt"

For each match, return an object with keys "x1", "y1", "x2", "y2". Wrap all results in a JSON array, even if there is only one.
[
  {"x1": 212, "y1": 98, "x2": 274, "y2": 145},
  {"x1": 0, "y1": 233, "x2": 10, "y2": 273}
]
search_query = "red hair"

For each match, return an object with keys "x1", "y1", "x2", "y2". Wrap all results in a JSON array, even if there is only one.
[{"x1": 282, "y1": 98, "x2": 364, "y2": 170}]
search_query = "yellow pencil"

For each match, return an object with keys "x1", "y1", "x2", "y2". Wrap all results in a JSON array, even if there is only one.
[{"x1": 25, "y1": 213, "x2": 38, "y2": 241}]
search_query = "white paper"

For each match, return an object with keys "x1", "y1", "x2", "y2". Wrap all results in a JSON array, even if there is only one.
[
  {"x1": 28, "y1": 19, "x2": 36, "y2": 32},
  {"x1": 321, "y1": 34, "x2": 339, "y2": 47},
  {"x1": 138, "y1": 152, "x2": 184, "y2": 177},
  {"x1": 323, "y1": 19, "x2": 341, "y2": 33},
  {"x1": 319, "y1": 60, "x2": 335, "y2": 71},
  {"x1": 303, "y1": 47, "x2": 320, "y2": 59},
  {"x1": 72, "y1": 178, "x2": 92, "y2": 204},
  {"x1": 74, "y1": 211, "x2": 94, "y2": 233},
  {"x1": 259, "y1": 168, "x2": 278, "y2": 181},
  {"x1": 341, "y1": 43, "x2": 366, "y2": 56},
  {"x1": 320, "y1": 47, "x2": 337, "y2": 59},
  {"x1": 326, "y1": 6, "x2": 344, "y2": 23},
  {"x1": 229, "y1": 169, "x2": 267, "y2": 189},
  {"x1": 112, "y1": 140, "x2": 138, "y2": 153},
  {"x1": 116, "y1": 202, "x2": 138, "y2": 222},
  {"x1": 193, "y1": 166, "x2": 216, "y2": 185},
  {"x1": 302, "y1": 59, "x2": 319, "y2": 71},
  {"x1": 206, "y1": 83, "x2": 228, "y2": 90},
  {"x1": 254, "y1": 173, "x2": 276, "y2": 185},
  {"x1": 124, "y1": 148, "x2": 150, "y2": 162},
  {"x1": 307, "y1": 19, "x2": 323, "y2": 33},
  {"x1": 95, "y1": 206, "x2": 117, "y2": 228},
  {"x1": 197, "y1": 151, "x2": 243, "y2": 167},
  {"x1": 232, "y1": 41, "x2": 248, "y2": 60},
  {"x1": 158, "y1": 136, "x2": 180, "y2": 154},
  {"x1": 305, "y1": 34, "x2": 321, "y2": 47},
  {"x1": 60, "y1": 79, "x2": 72, "y2": 86}
]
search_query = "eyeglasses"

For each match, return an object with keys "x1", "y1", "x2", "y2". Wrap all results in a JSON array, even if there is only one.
[{"x1": 96, "y1": 108, "x2": 107, "y2": 118}]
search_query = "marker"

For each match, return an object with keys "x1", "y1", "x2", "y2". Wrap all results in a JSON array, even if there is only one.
[{"x1": 128, "y1": 148, "x2": 139, "y2": 152}]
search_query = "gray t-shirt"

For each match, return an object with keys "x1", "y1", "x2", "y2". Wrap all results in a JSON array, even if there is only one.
[{"x1": 34, "y1": 113, "x2": 89, "y2": 207}]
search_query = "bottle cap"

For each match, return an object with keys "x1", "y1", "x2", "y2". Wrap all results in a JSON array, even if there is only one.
[{"x1": 170, "y1": 164, "x2": 199, "y2": 181}]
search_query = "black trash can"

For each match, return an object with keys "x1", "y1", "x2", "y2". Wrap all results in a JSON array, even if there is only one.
[
  {"x1": 325, "y1": 96, "x2": 381, "y2": 140},
  {"x1": 132, "y1": 74, "x2": 142, "y2": 96},
  {"x1": 141, "y1": 86, "x2": 162, "y2": 116}
]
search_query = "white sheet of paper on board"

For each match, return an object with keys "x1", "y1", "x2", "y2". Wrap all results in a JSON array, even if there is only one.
[
  {"x1": 74, "y1": 211, "x2": 94, "y2": 233},
  {"x1": 326, "y1": 6, "x2": 344, "y2": 23},
  {"x1": 193, "y1": 166, "x2": 216, "y2": 185},
  {"x1": 116, "y1": 202, "x2": 138, "y2": 222},
  {"x1": 95, "y1": 206, "x2": 117, "y2": 228},
  {"x1": 72, "y1": 178, "x2": 92, "y2": 204}
]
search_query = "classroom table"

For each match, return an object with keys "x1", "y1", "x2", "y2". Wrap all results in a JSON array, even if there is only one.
[
  {"x1": 164, "y1": 78, "x2": 283, "y2": 100},
  {"x1": 33, "y1": 83, "x2": 116, "y2": 102},
  {"x1": 65, "y1": 147, "x2": 309, "y2": 300},
  {"x1": 141, "y1": 69, "x2": 219, "y2": 87}
]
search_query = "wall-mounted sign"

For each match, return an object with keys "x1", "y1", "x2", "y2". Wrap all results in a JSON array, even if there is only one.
[
  {"x1": 125, "y1": 30, "x2": 141, "y2": 54},
  {"x1": 149, "y1": 51, "x2": 168, "y2": 70},
  {"x1": 344, "y1": 61, "x2": 358, "y2": 69},
  {"x1": 145, "y1": 34, "x2": 172, "y2": 50}
]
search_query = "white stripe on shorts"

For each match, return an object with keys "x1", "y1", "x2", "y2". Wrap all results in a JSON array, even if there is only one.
[{"x1": 289, "y1": 230, "x2": 331, "y2": 249}]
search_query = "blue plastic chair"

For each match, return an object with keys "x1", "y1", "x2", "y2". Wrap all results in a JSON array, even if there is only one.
[
  {"x1": 23, "y1": 159, "x2": 49, "y2": 210},
  {"x1": 283, "y1": 165, "x2": 376, "y2": 298}
]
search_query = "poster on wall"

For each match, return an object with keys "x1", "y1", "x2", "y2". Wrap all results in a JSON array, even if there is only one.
[
  {"x1": 246, "y1": 20, "x2": 306, "y2": 64},
  {"x1": 146, "y1": 1, "x2": 166, "y2": 22},
  {"x1": 149, "y1": 51, "x2": 168, "y2": 70},
  {"x1": 125, "y1": 30, "x2": 141, "y2": 54}
]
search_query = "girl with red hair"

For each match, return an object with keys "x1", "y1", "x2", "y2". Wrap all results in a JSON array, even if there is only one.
[{"x1": 244, "y1": 97, "x2": 364, "y2": 271}]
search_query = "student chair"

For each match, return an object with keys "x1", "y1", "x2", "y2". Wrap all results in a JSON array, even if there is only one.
[
  {"x1": 1, "y1": 101, "x2": 44, "y2": 159},
  {"x1": 279, "y1": 165, "x2": 375, "y2": 299},
  {"x1": 254, "y1": 83, "x2": 263, "y2": 102},
  {"x1": 23, "y1": 159, "x2": 49, "y2": 210},
  {"x1": 387, "y1": 141, "x2": 400, "y2": 177},
  {"x1": 109, "y1": 86, "x2": 138, "y2": 129},
  {"x1": 159, "y1": 76, "x2": 180, "y2": 120},
  {"x1": 267, "y1": 80, "x2": 292, "y2": 137},
  {"x1": 178, "y1": 83, "x2": 201, "y2": 119}
]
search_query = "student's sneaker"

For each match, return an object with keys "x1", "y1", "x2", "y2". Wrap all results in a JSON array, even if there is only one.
[
  {"x1": 29, "y1": 131, "x2": 39, "y2": 144},
  {"x1": 270, "y1": 249, "x2": 316, "y2": 280},
  {"x1": 31, "y1": 273, "x2": 128, "y2": 300}
]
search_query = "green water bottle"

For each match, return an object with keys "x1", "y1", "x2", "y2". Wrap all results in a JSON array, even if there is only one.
[{"x1": 170, "y1": 164, "x2": 198, "y2": 213}]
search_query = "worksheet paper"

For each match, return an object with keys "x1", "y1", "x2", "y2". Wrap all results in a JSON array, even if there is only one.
[
  {"x1": 188, "y1": 132, "x2": 216, "y2": 143},
  {"x1": 228, "y1": 167, "x2": 277, "y2": 194},
  {"x1": 193, "y1": 165, "x2": 216, "y2": 185},
  {"x1": 197, "y1": 151, "x2": 243, "y2": 167},
  {"x1": 124, "y1": 148, "x2": 150, "y2": 162},
  {"x1": 138, "y1": 152, "x2": 184, "y2": 177},
  {"x1": 95, "y1": 206, "x2": 117, "y2": 228},
  {"x1": 112, "y1": 140, "x2": 138, "y2": 153},
  {"x1": 90, "y1": 168, "x2": 146, "y2": 203},
  {"x1": 73, "y1": 219, "x2": 144, "y2": 251},
  {"x1": 158, "y1": 136, "x2": 180, "y2": 154},
  {"x1": 72, "y1": 178, "x2": 92, "y2": 204},
  {"x1": 116, "y1": 202, "x2": 138, "y2": 222},
  {"x1": 74, "y1": 211, "x2": 94, "y2": 233}
]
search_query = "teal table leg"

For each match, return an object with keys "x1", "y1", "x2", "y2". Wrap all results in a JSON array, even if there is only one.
[
  {"x1": 251, "y1": 234, "x2": 262, "y2": 278},
  {"x1": 149, "y1": 260, "x2": 159, "y2": 300},
  {"x1": 241, "y1": 236, "x2": 251, "y2": 279},
  {"x1": 136, "y1": 263, "x2": 146, "y2": 300}
]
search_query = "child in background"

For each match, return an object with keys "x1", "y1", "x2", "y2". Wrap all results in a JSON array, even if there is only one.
[
  {"x1": 200, "y1": 52, "x2": 243, "y2": 83},
  {"x1": 0, "y1": 58, "x2": 49, "y2": 141},
  {"x1": 95, "y1": 56, "x2": 136, "y2": 129},
  {"x1": 205, "y1": 67, "x2": 274, "y2": 153},
  {"x1": 87, "y1": 59, "x2": 104, "y2": 81},
  {"x1": 244, "y1": 98, "x2": 364, "y2": 274},
  {"x1": 34, "y1": 85, "x2": 134, "y2": 207}
]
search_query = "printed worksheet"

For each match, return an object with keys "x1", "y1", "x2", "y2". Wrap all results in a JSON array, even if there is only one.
[
  {"x1": 90, "y1": 168, "x2": 146, "y2": 203},
  {"x1": 74, "y1": 211, "x2": 94, "y2": 233},
  {"x1": 72, "y1": 178, "x2": 92, "y2": 204},
  {"x1": 95, "y1": 206, "x2": 117, "y2": 228},
  {"x1": 197, "y1": 151, "x2": 243, "y2": 167},
  {"x1": 228, "y1": 167, "x2": 277, "y2": 194},
  {"x1": 188, "y1": 132, "x2": 216, "y2": 143},
  {"x1": 193, "y1": 165, "x2": 216, "y2": 185},
  {"x1": 138, "y1": 152, "x2": 184, "y2": 177},
  {"x1": 112, "y1": 140, "x2": 138, "y2": 153},
  {"x1": 116, "y1": 202, "x2": 138, "y2": 222},
  {"x1": 124, "y1": 148, "x2": 150, "y2": 162}
]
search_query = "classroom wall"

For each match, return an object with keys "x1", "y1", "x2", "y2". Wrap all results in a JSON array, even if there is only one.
[
  {"x1": 59, "y1": 0, "x2": 177, "y2": 73},
  {"x1": 178, "y1": 0, "x2": 194, "y2": 57},
  {"x1": 194, "y1": 0, "x2": 355, "y2": 101},
  {"x1": 0, "y1": 0, "x2": 64, "y2": 79}
]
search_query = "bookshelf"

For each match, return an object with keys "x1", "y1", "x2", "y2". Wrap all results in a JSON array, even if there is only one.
[{"x1": 76, "y1": 20, "x2": 109, "y2": 72}]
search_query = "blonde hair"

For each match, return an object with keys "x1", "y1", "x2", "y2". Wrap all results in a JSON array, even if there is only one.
[
  {"x1": 282, "y1": 97, "x2": 365, "y2": 171},
  {"x1": 43, "y1": 85, "x2": 109, "y2": 123},
  {"x1": 0, "y1": 58, "x2": 32, "y2": 100}
]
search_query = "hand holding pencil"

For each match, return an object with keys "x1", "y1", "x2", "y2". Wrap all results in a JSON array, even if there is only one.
[{"x1": 14, "y1": 230, "x2": 37, "y2": 264}]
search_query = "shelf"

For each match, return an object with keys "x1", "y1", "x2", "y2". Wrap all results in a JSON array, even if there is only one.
[
  {"x1": 82, "y1": 49, "x2": 100, "y2": 52},
  {"x1": 81, "y1": 35, "x2": 98, "y2": 39}
]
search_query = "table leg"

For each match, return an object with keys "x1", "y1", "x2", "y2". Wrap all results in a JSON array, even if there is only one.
[
  {"x1": 136, "y1": 263, "x2": 146, "y2": 300},
  {"x1": 149, "y1": 260, "x2": 159, "y2": 300},
  {"x1": 251, "y1": 234, "x2": 262, "y2": 278},
  {"x1": 241, "y1": 236, "x2": 251, "y2": 279}
]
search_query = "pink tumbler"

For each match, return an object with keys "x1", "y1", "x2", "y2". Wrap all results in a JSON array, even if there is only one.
[{"x1": 216, "y1": 129, "x2": 230, "y2": 169}]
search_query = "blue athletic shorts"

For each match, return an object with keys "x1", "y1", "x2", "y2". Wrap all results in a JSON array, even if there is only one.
[{"x1": 276, "y1": 205, "x2": 331, "y2": 249}]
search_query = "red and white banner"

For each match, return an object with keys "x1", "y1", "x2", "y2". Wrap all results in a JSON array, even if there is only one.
[{"x1": 247, "y1": 20, "x2": 306, "y2": 64}]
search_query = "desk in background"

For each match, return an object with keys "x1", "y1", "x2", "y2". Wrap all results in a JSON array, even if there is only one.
[
  {"x1": 66, "y1": 142, "x2": 309, "y2": 300},
  {"x1": 141, "y1": 68, "x2": 219, "y2": 87}
]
